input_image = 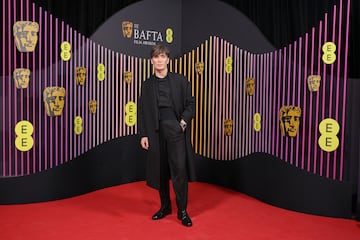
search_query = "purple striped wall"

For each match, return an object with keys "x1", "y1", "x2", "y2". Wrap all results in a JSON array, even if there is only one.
[
  {"x1": 0, "y1": 0, "x2": 149, "y2": 177},
  {"x1": 0, "y1": 0, "x2": 351, "y2": 181}
]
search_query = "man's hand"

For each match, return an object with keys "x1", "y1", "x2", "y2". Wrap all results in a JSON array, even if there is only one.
[
  {"x1": 140, "y1": 137, "x2": 149, "y2": 150},
  {"x1": 180, "y1": 119, "x2": 187, "y2": 132}
]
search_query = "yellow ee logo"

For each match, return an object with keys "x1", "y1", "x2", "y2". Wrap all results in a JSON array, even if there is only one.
[
  {"x1": 322, "y1": 42, "x2": 336, "y2": 65},
  {"x1": 166, "y1": 28, "x2": 173, "y2": 43},
  {"x1": 15, "y1": 120, "x2": 34, "y2": 151},
  {"x1": 60, "y1": 41, "x2": 71, "y2": 61},
  {"x1": 318, "y1": 118, "x2": 340, "y2": 152},
  {"x1": 253, "y1": 113, "x2": 261, "y2": 132},
  {"x1": 125, "y1": 101, "x2": 137, "y2": 127},
  {"x1": 74, "y1": 116, "x2": 83, "y2": 135},
  {"x1": 97, "y1": 63, "x2": 105, "y2": 81},
  {"x1": 225, "y1": 56, "x2": 233, "y2": 74}
]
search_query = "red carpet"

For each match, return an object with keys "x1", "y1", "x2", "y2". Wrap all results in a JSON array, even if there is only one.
[{"x1": 1, "y1": 181, "x2": 359, "y2": 240}]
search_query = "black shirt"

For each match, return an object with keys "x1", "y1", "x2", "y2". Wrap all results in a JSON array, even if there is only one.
[{"x1": 156, "y1": 75, "x2": 172, "y2": 108}]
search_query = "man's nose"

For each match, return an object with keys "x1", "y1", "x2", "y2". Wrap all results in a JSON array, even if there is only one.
[
  {"x1": 26, "y1": 33, "x2": 32, "y2": 41},
  {"x1": 289, "y1": 118, "x2": 295, "y2": 126}
]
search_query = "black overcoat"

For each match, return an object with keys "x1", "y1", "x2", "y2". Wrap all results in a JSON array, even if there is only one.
[{"x1": 138, "y1": 72, "x2": 196, "y2": 190}]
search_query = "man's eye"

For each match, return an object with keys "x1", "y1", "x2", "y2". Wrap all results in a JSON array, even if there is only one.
[{"x1": 283, "y1": 117, "x2": 291, "y2": 122}]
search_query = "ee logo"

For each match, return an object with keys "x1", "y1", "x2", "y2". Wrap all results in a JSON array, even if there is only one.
[
  {"x1": 253, "y1": 113, "x2": 261, "y2": 132},
  {"x1": 318, "y1": 118, "x2": 340, "y2": 152},
  {"x1": 97, "y1": 63, "x2": 105, "y2": 81},
  {"x1": 322, "y1": 42, "x2": 336, "y2": 65},
  {"x1": 225, "y1": 56, "x2": 233, "y2": 74},
  {"x1": 74, "y1": 116, "x2": 83, "y2": 135},
  {"x1": 60, "y1": 41, "x2": 71, "y2": 61},
  {"x1": 166, "y1": 28, "x2": 173, "y2": 43},
  {"x1": 125, "y1": 101, "x2": 137, "y2": 127},
  {"x1": 15, "y1": 120, "x2": 34, "y2": 152}
]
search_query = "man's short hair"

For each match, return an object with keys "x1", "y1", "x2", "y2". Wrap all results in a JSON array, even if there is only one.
[{"x1": 150, "y1": 44, "x2": 170, "y2": 58}]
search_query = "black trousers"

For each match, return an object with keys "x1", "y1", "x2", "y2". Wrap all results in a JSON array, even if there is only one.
[{"x1": 159, "y1": 119, "x2": 188, "y2": 211}]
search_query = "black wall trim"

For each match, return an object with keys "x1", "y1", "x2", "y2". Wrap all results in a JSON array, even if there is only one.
[
  {"x1": 194, "y1": 152, "x2": 353, "y2": 219},
  {"x1": 0, "y1": 135, "x2": 146, "y2": 204}
]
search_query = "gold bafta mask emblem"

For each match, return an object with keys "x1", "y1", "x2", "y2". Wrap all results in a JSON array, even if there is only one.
[
  {"x1": 76, "y1": 67, "x2": 87, "y2": 86},
  {"x1": 13, "y1": 68, "x2": 31, "y2": 89},
  {"x1": 122, "y1": 21, "x2": 133, "y2": 38},
  {"x1": 307, "y1": 75, "x2": 321, "y2": 92},
  {"x1": 246, "y1": 77, "x2": 255, "y2": 96},
  {"x1": 224, "y1": 119, "x2": 233, "y2": 136},
  {"x1": 123, "y1": 71, "x2": 132, "y2": 84},
  {"x1": 13, "y1": 21, "x2": 39, "y2": 52},
  {"x1": 195, "y1": 62, "x2": 204, "y2": 75},
  {"x1": 89, "y1": 100, "x2": 97, "y2": 114},
  {"x1": 43, "y1": 86, "x2": 66, "y2": 117},
  {"x1": 279, "y1": 106, "x2": 301, "y2": 137}
]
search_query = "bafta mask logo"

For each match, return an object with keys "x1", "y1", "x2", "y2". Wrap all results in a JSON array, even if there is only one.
[
  {"x1": 13, "y1": 21, "x2": 39, "y2": 52},
  {"x1": 279, "y1": 106, "x2": 301, "y2": 137},
  {"x1": 13, "y1": 68, "x2": 30, "y2": 89},
  {"x1": 43, "y1": 86, "x2": 66, "y2": 117},
  {"x1": 246, "y1": 77, "x2": 255, "y2": 96},
  {"x1": 122, "y1": 21, "x2": 133, "y2": 38},
  {"x1": 89, "y1": 100, "x2": 97, "y2": 114},
  {"x1": 195, "y1": 62, "x2": 204, "y2": 75},
  {"x1": 307, "y1": 75, "x2": 321, "y2": 92},
  {"x1": 76, "y1": 67, "x2": 87, "y2": 86},
  {"x1": 123, "y1": 71, "x2": 132, "y2": 84},
  {"x1": 224, "y1": 119, "x2": 233, "y2": 136}
]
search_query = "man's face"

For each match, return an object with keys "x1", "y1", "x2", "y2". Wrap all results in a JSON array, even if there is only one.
[
  {"x1": 281, "y1": 110, "x2": 301, "y2": 137},
  {"x1": 122, "y1": 22, "x2": 133, "y2": 38},
  {"x1": 246, "y1": 78, "x2": 254, "y2": 95},
  {"x1": 224, "y1": 119, "x2": 233, "y2": 136},
  {"x1": 151, "y1": 53, "x2": 169, "y2": 72},
  {"x1": 14, "y1": 22, "x2": 38, "y2": 52},
  {"x1": 14, "y1": 69, "x2": 30, "y2": 89},
  {"x1": 123, "y1": 71, "x2": 132, "y2": 84},
  {"x1": 76, "y1": 67, "x2": 86, "y2": 85},
  {"x1": 195, "y1": 62, "x2": 204, "y2": 75},
  {"x1": 44, "y1": 88, "x2": 65, "y2": 116},
  {"x1": 89, "y1": 100, "x2": 97, "y2": 114},
  {"x1": 307, "y1": 75, "x2": 321, "y2": 91}
]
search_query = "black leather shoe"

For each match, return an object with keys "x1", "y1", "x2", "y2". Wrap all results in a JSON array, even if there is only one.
[
  {"x1": 152, "y1": 207, "x2": 172, "y2": 220},
  {"x1": 177, "y1": 210, "x2": 192, "y2": 227}
]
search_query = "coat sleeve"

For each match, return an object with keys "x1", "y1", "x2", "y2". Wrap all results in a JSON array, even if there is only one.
[
  {"x1": 137, "y1": 84, "x2": 147, "y2": 137},
  {"x1": 180, "y1": 78, "x2": 195, "y2": 124}
]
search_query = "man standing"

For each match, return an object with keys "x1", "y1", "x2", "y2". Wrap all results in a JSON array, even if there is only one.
[{"x1": 138, "y1": 44, "x2": 196, "y2": 227}]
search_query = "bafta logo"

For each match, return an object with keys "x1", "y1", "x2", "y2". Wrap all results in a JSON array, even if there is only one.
[
  {"x1": 76, "y1": 67, "x2": 87, "y2": 86},
  {"x1": 123, "y1": 71, "x2": 132, "y2": 84},
  {"x1": 13, "y1": 68, "x2": 31, "y2": 89},
  {"x1": 195, "y1": 62, "x2": 204, "y2": 75},
  {"x1": 279, "y1": 106, "x2": 301, "y2": 137},
  {"x1": 89, "y1": 100, "x2": 97, "y2": 114},
  {"x1": 13, "y1": 21, "x2": 39, "y2": 52},
  {"x1": 224, "y1": 119, "x2": 233, "y2": 136},
  {"x1": 307, "y1": 75, "x2": 321, "y2": 92},
  {"x1": 246, "y1": 77, "x2": 255, "y2": 96},
  {"x1": 122, "y1": 21, "x2": 133, "y2": 38},
  {"x1": 43, "y1": 86, "x2": 66, "y2": 117}
]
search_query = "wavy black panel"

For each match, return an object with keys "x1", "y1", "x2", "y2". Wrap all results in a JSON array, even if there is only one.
[
  {"x1": 194, "y1": 152, "x2": 352, "y2": 218},
  {"x1": 0, "y1": 135, "x2": 146, "y2": 204}
]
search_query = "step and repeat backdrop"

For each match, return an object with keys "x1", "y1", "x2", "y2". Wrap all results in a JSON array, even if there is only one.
[{"x1": 0, "y1": 0, "x2": 351, "y2": 182}]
